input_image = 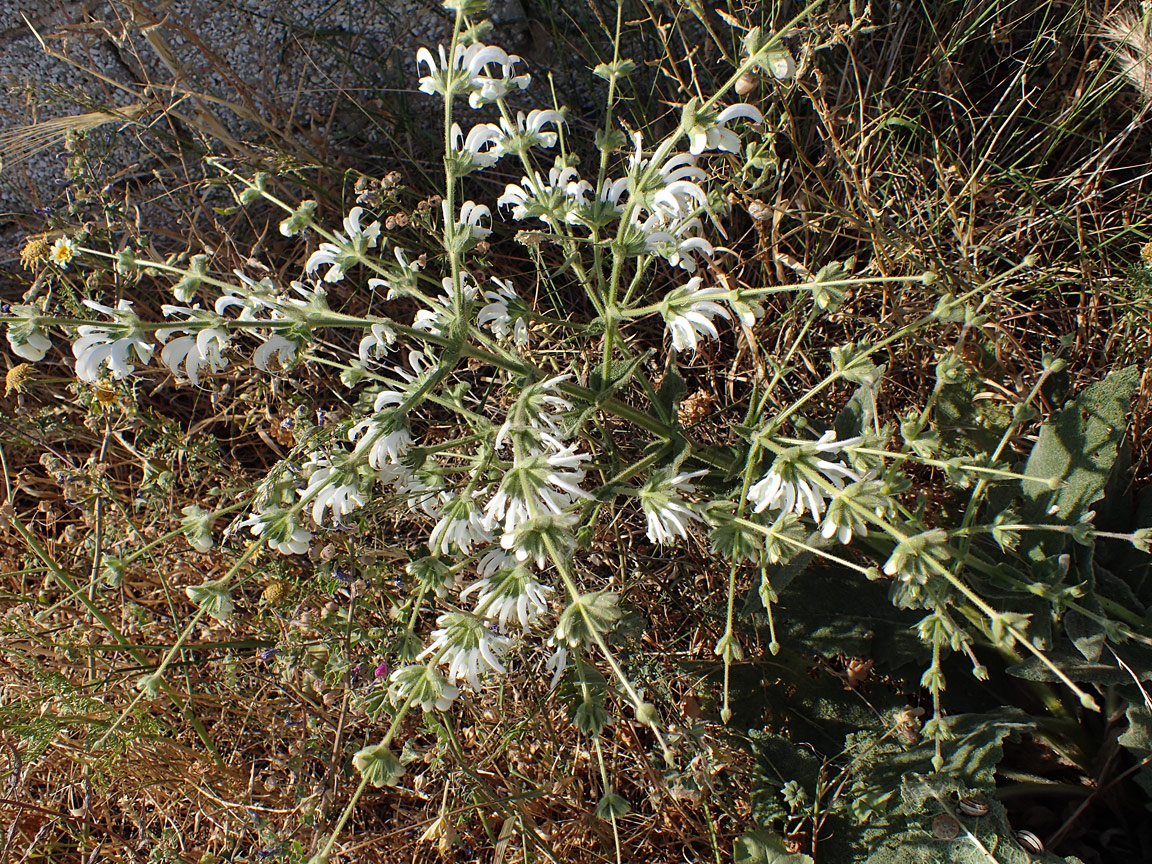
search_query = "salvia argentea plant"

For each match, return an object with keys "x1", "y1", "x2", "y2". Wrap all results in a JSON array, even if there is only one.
[{"x1": 6, "y1": 0, "x2": 1151, "y2": 858}]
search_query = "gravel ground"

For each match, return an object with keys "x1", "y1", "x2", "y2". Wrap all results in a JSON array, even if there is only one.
[{"x1": 0, "y1": 0, "x2": 543, "y2": 236}]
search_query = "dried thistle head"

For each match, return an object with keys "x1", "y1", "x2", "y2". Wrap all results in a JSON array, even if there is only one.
[
  {"x1": 678, "y1": 389, "x2": 715, "y2": 427},
  {"x1": 263, "y1": 579, "x2": 288, "y2": 604},
  {"x1": 5, "y1": 363, "x2": 31, "y2": 396},
  {"x1": 1098, "y1": 7, "x2": 1152, "y2": 104},
  {"x1": 19, "y1": 235, "x2": 49, "y2": 270}
]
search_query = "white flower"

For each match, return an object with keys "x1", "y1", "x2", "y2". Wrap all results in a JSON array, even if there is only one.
[
  {"x1": 645, "y1": 227, "x2": 715, "y2": 273},
  {"x1": 367, "y1": 247, "x2": 422, "y2": 300},
  {"x1": 882, "y1": 529, "x2": 950, "y2": 584},
  {"x1": 420, "y1": 612, "x2": 512, "y2": 690},
  {"x1": 819, "y1": 478, "x2": 892, "y2": 545},
  {"x1": 545, "y1": 642, "x2": 568, "y2": 688},
  {"x1": 5, "y1": 305, "x2": 52, "y2": 361},
  {"x1": 477, "y1": 278, "x2": 529, "y2": 347},
  {"x1": 50, "y1": 236, "x2": 76, "y2": 268},
  {"x1": 477, "y1": 547, "x2": 518, "y2": 578},
  {"x1": 348, "y1": 389, "x2": 412, "y2": 469},
  {"x1": 662, "y1": 277, "x2": 731, "y2": 354},
  {"x1": 278, "y1": 199, "x2": 318, "y2": 237},
  {"x1": 639, "y1": 469, "x2": 708, "y2": 544},
  {"x1": 767, "y1": 49, "x2": 796, "y2": 81},
  {"x1": 497, "y1": 162, "x2": 584, "y2": 225},
  {"x1": 239, "y1": 507, "x2": 313, "y2": 555},
  {"x1": 72, "y1": 300, "x2": 154, "y2": 382},
  {"x1": 158, "y1": 329, "x2": 228, "y2": 385},
  {"x1": 461, "y1": 565, "x2": 554, "y2": 632},
  {"x1": 412, "y1": 307, "x2": 448, "y2": 337},
  {"x1": 358, "y1": 322, "x2": 397, "y2": 364},
  {"x1": 483, "y1": 442, "x2": 591, "y2": 534},
  {"x1": 253, "y1": 333, "x2": 300, "y2": 371},
  {"x1": 494, "y1": 108, "x2": 564, "y2": 156},
  {"x1": 566, "y1": 175, "x2": 629, "y2": 229},
  {"x1": 451, "y1": 121, "x2": 503, "y2": 170},
  {"x1": 450, "y1": 199, "x2": 492, "y2": 241},
  {"x1": 303, "y1": 453, "x2": 365, "y2": 528},
  {"x1": 389, "y1": 664, "x2": 459, "y2": 712},
  {"x1": 686, "y1": 104, "x2": 764, "y2": 155},
  {"x1": 500, "y1": 509, "x2": 578, "y2": 569},
  {"x1": 385, "y1": 465, "x2": 442, "y2": 517},
  {"x1": 181, "y1": 505, "x2": 214, "y2": 553},
  {"x1": 652, "y1": 179, "x2": 709, "y2": 224},
  {"x1": 748, "y1": 432, "x2": 863, "y2": 524},
  {"x1": 623, "y1": 138, "x2": 711, "y2": 228},
  {"x1": 428, "y1": 492, "x2": 492, "y2": 555},
  {"x1": 410, "y1": 275, "x2": 478, "y2": 336},
  {"x1": 156, "y1": 305, "x2": 229, "y2": 386},
  {"x1": 466, "y1": 49, "x2": 531, "y2": 107},
  {"x1": 304, "y1": 206, "x2": 380, "y2": 283},
  {"x1": 494, "y1": 374, "x2": 573, "y2": 450}
]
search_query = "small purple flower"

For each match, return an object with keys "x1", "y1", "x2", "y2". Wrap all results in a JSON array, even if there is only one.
[
  {"x1": 333, "y1": 568, "x2": 354, "y2": 583},
  {"x1": 257, "y1": 647, "x2": 278, "y2": 662},
  {"x1": 375, "y1": 661, "x2": 389, "y2": 679}
]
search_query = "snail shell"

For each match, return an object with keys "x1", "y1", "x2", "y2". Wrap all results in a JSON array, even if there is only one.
[
  {"x1": 958, "y1": 796, "x2": 990, "y2": 817},
  {"x1": 1014, "y1": 830, "x2": 1044, "y2": 854}
]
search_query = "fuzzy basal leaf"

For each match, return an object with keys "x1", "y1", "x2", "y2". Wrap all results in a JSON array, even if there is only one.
[
  {"x1": 1117, "y1": 704, "x2": 1152, "y2": 797},
  {"x1": 1020, "y1": 366, "x2": 1139, "y2": 560},
  {"x1": 864, "y1": 799, "x2": 1085, "y2": 864},
  {"x1": 735, "y1": 830, "x2": 814, "y2": 864}
]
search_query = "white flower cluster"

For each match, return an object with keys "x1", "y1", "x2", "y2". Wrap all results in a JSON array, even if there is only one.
[
  {"x1": 416, "y1": 42, "x2": 530, "y2": 108},
  {"x1": 747, "y1": 431, "x2": 890, "y2": 545}
]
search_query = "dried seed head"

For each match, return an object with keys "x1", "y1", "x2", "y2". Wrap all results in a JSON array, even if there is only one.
[
  {"x1": 746, "y1": 198, "x2": 773, "y2": 221},
  {"x1": 263, "y1": 580, "x2": 288, "y2": 604},
  {"x1": 19, "y1": 235, "x2": 49, "y2": 269},
  {"x1": 735, "y1": 70, "x2": 760, "y2": 95},
  {"x1": 5, "y1": 363, "x2": 31, "y2": 397},
  {"x1": 678, "y1": 389, "x2": 715, "y2": 426},
  {"x1": 93, "y1": 383, "x2": 117, "y2": 406},
  {"x1": 1142, "y1": 241, "x2": 1152, "y2": 264}
]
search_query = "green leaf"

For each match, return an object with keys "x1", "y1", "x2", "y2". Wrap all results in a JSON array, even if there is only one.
[
  {"x1": 735, "y1": 830, "x2": 814, "y2": 864},
  {"x1": 1007, "y1": 644, "x2": 1152, "y2": 684},
  {"x1": 849, "y1": 709, "x2": 1033, "y2": 828},
  {"x1": 935, "y1": 357, "x2": 1011, "y2": 454},
  {"x1": 863, "y1": 798, "x2": 1084, "y2": 864},
  {"x1": 595, "y1": 792, "x2": 630, "y2": 820},
  {"x1": 746, "y1": 730, "x2": 822, "y2": 825},
  {"x1": 656, "y1": 364, "x2": 687, "y2": 424},
  {"x1": 834, "y1": 372, "x2": 885, "y2": 440},
  {"x1": 1020, "y1": 366, "x2": 1139, "y2": 559},
  {"x1": 588, "y1": 350, "x2": 652, "y2": 404},
  {"x1": 1117, "y1": 703, "x2": 1152, "y2": 796}
]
